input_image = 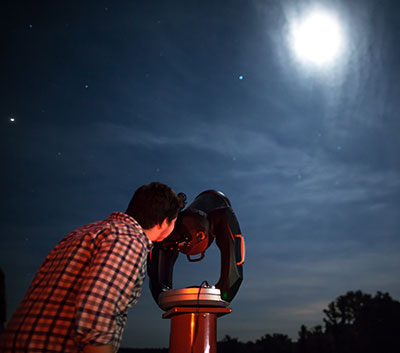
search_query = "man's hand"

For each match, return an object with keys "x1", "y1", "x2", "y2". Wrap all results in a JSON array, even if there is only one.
[{"x1": 82, "y1": 344, "x2": 113, "y2": 353}]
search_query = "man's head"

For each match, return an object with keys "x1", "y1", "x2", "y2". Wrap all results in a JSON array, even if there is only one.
[{"x1": 126, "y1": 182, "x2": 185, "y2": 241}]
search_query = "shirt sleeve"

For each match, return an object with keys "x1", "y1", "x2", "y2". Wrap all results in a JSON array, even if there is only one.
[{"x1": 74, "y1": 232, "x2": 146, "y2": 347}]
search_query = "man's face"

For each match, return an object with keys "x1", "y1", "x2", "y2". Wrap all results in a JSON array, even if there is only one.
[{"x1": 156, "y1": 217, "x2": 177, "y2": 242}]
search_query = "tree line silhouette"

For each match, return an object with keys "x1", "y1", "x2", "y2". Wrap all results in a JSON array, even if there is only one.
[
  {"x1": 218, "y1": 290, "x2": 400, "y2": 353},
  {"x1": 119, "y1": 290, "x2": 400, "y2": 353}
]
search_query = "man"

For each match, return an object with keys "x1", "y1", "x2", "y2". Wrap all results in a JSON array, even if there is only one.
[{"x1": 0, "y1": 182, "x2": 184, "y2": 353}]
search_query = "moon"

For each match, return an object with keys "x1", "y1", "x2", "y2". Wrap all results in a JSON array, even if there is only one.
[{"x1": 290, "y1": 10, "x2": 344, "y2": 66}]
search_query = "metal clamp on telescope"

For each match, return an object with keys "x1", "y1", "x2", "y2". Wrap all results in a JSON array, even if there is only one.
[{"x1": 147, "y1": 190, "x2": 245, "y2": 310}]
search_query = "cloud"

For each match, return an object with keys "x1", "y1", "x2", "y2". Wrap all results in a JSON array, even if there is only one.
[{"x1": 93, "y1": 119, "x2": 282, "y2": 157}]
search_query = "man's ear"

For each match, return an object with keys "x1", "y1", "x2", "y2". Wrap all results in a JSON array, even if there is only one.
[{"x1": 159, "y1": 218, "x2": 169, "y2": 229}]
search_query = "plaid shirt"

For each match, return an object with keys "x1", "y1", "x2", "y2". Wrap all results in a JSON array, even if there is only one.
[{"x1": 0, "y1": 212, "x2": 152, "y2": 352}]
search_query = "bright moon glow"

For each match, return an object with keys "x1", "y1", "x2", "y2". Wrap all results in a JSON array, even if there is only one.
[{"x1": 291, "y1": 10, "x2": 343, "y2": 66}]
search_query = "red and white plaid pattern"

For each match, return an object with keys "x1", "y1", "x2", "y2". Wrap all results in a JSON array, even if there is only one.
[{"x1": 0, "y1": 212, "x2": 152, "y2": 352}]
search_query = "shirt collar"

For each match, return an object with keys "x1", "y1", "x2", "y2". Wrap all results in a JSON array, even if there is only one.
[{"x1": 108, "y1": 212, "x2": 153, "y2": 250}]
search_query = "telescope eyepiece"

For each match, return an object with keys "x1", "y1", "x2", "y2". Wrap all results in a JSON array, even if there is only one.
[{"x1": 177, "y1": 192, "x2": 187, "y2": 208}]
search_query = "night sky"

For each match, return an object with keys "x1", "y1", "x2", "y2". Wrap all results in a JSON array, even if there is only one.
[{"x1": 2, "y1": 0, "x2": 400, "y2": 348}]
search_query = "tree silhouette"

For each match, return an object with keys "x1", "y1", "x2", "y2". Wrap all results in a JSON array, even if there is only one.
[
  {"x1": 218, "y1": 290, "x2": 400, "y2": 353},
  {"x1": 296, "y1": 324, "x2": 333, "y2": 353},
  {"x1": 217, "y1": 335, "x2": 243, "y2": 353},
  {"x1": 255, "y1": 333, "x2": 294, "y2": 353},
  {"x1": 354, "y1": 291, "x2": 400, "y2": 353},
  {"x1": 322, "y1": 290, "x2": 370, "y2": 353},
  {"x1": 323, "y1": 290, "x2": 372, "y2": 326},
  {"x1": 323, "y1": 290, "x2": 400, "y2": 353},
  {"x1": 296, "y1": 325, "x2": 308, "y2": 353}
]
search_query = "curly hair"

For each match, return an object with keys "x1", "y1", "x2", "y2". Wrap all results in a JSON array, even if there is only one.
[{"x1": 125, "y1": 182, "x2": 185, "y2": 229}]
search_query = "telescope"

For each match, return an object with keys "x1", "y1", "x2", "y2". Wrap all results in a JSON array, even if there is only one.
[{"x1": 147, "y1": 190, "x2": 245, "y2": 353}]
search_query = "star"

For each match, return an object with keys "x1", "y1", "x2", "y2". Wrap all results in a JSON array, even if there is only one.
[
  {"x1": 239, "y1": 75, "x2": 244, "y2": 80},
  {"x1": 9, "y1": 117, "x2": 15, "y2": 122}
]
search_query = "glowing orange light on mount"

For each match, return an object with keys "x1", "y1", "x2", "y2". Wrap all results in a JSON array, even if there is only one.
[
  {"x1": 196, "y1": 231, "x2": 207, "y2": 241},
  {"x1": 235, "y1": 234, "x2": 245, "y2": 266},
  {"x1": 228, "y1": 228, "x2": 245, "y2": 266},
  {"x1": 190, "y1": 313, "x2": 195, "y2": 345}
]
